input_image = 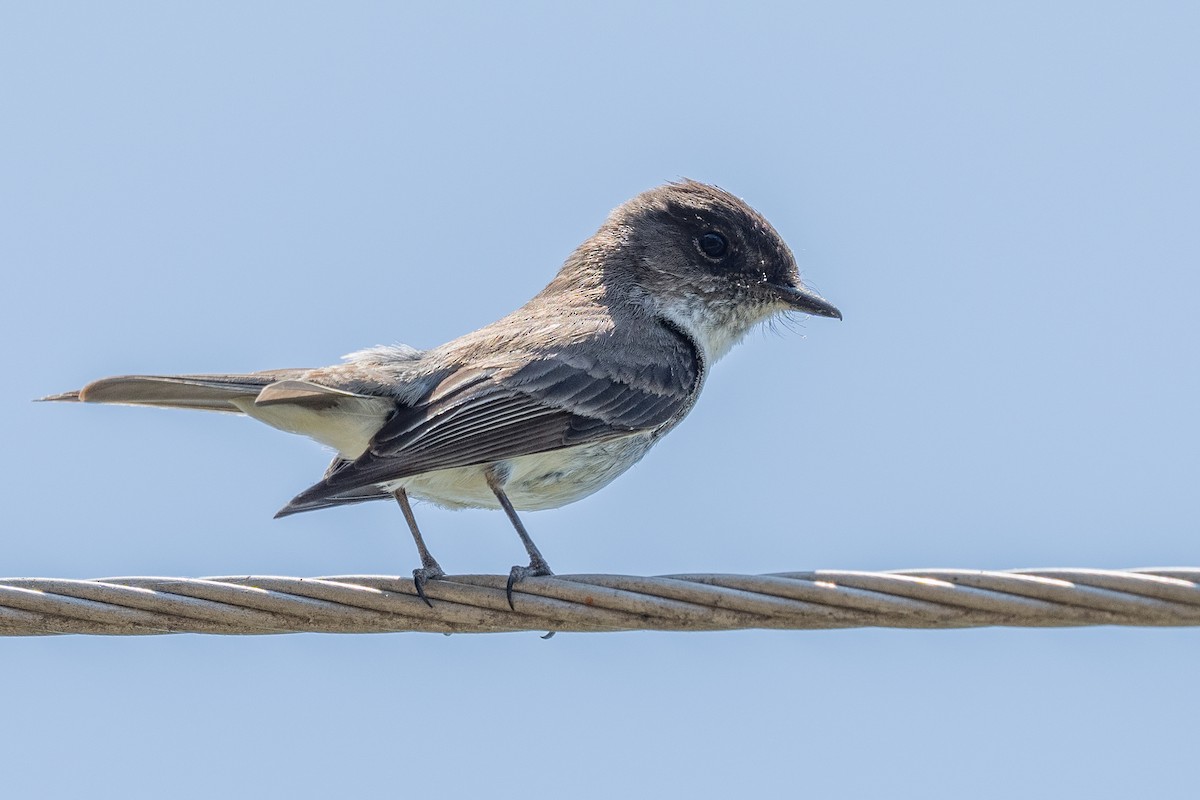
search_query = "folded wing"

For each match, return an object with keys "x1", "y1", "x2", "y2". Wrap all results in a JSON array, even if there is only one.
[{"x1": 278, "y1": 323, "x2": 701, "y2": 515}]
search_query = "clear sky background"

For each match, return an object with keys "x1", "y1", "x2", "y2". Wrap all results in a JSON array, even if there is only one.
[{"x1": 2, "y1": 2, "x2": 1197, "y2": 796}]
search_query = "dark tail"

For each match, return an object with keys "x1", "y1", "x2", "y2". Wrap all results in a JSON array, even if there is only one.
[{"x1": 40, "y1": 369, "x2": 311, "y2": 413}]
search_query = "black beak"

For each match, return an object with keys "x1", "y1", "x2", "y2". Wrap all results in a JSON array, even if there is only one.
[{"x1": 775, "y1": 284, "x2": 842, "y2": 320}]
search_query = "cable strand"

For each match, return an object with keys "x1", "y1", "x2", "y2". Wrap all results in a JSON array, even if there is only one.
[{"x1": 0, "y1": 568, "x2": 1196, "y2": 636}]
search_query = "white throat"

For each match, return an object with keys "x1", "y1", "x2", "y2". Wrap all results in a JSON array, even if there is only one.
[{"x1": 657, "y1": 296, "x2": 762, "y2": 364}]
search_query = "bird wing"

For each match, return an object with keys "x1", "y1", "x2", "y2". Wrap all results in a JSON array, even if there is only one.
[{"x1": 277, "y1": 321, "x2": 701, "y2": 514}]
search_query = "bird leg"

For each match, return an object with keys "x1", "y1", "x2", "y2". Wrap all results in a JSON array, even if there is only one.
[
  {"x1": 393, "y1": 488, "x2": 444, "y2": 607},
  {"x1": 486, "y1": 467, "x2": 553, "y2": 609}
]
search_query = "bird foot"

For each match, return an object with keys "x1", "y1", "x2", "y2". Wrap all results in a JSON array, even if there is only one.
[
  {"x1": 506, "y1": 559, "x2": 553, "y2": 610},
  {"x1": 413, "y1": 565, "x2": 446, "y2": 608}
]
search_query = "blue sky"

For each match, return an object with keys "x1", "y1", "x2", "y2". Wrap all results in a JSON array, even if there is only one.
[{"x1": 2, "y1": 2, "x2": 1197, "y2": 796}]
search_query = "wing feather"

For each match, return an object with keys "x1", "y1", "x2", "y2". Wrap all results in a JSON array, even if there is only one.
[{"x1": 278, "y1": 320, "x2": 701, "y2": 514}]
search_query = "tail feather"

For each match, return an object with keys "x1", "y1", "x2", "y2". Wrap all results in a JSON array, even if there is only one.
[
  {"x1": 40, "y1": 389, "x2": 82, "y2": 402},
  {"x1": 40, "y1": 369, "x2": 312, "y2": 413}
]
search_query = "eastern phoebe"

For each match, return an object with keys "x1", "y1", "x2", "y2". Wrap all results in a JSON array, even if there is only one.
[{"x1": 45, "y1": 181, "x2": 841, "y2": 605}]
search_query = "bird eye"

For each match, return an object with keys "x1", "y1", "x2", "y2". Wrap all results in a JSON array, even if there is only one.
[{"x1": 698, "y1": 232, "x2": 729, "y2": 259}]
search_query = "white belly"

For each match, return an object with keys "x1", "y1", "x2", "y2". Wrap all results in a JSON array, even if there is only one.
[{"x1": 388, "y1": 433, "x2": 656, "y2": 510}]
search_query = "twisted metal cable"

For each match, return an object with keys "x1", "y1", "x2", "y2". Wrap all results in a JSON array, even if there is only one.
[{"x1": 0, "y1": 568, "x2": 1196, "y2": 636}]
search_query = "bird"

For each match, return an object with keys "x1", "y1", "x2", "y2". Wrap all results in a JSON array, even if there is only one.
[{"x1": 43, "y1": 180, "x2": 841, "y2": 607}]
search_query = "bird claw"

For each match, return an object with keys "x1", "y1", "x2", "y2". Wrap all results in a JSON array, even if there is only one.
[
  {"x1": 413, "y1": 565, "x2": 446, "y2": 608},
  {"x1": 506, "y1": 560, "x2": 553, "y2": 610}
]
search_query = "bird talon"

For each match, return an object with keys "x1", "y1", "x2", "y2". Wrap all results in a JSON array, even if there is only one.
[
  {"x1": 506, "y1": 561, "x2": 554, "y2": 610},
  {"x1": 412, "y1": 565, "x2": 446, "y2": 608}
]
